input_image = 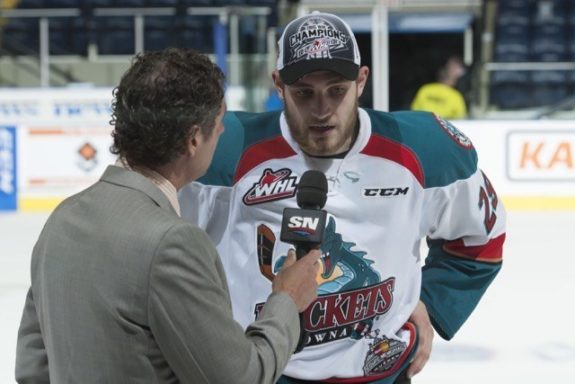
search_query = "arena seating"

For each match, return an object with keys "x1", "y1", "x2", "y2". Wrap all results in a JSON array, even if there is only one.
[
  {"x1": 491, "y1": 0, "x2": 575, "y2": 109},
  {"x1": 2, "y1": 0, "x2": 277, "y2": 56}
]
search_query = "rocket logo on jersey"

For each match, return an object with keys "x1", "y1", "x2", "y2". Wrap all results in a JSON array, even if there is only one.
[
  {"x1": 243, "y1": 168, "x2": 297, "y2": 205},
  {"x1": 255, "y1": 217, "x2": 396, "y2": 349}
]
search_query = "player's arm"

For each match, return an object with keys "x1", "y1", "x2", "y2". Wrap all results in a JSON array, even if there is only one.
[
  {"x1": 179, "y1": 182, "x2": 232, "y2": 245},
  {"x1": 178, "y1": 111, "x2": 243, "y2": 238},
  {"x1": 421, "y1": 168, "x2": 505, "y2": 340},
  {"x1": 15, "y1": 288, "x2": 50, "y2": 383}
]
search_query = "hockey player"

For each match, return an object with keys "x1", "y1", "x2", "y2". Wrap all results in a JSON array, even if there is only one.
[{"x1": 179, "y1": 12, "x2": 505, "y2": 384}]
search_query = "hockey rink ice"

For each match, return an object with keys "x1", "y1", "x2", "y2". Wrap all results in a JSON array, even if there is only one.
[{"x1": 1, "y1": 210, "x2": 574, "y2": 383}]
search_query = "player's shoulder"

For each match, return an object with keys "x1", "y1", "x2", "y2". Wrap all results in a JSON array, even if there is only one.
[
  {"x1": 365, "y1": 109, "x2": 478, "y2": 188},
  {"x1": 199, "y1": 111, "x2": 283, "y2": 187},
  {"x1": 226, "y1": 110, "x2": 283, "y2": 145}
]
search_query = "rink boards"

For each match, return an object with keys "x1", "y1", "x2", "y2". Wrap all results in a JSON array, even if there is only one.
[{"x1": 1, "y1": 89, "x2": 574, "y2": 212}]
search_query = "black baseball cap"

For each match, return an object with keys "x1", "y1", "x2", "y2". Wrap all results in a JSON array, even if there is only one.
[{"x1": 277, "y1": 12, "x2": 361, "y2": 85}]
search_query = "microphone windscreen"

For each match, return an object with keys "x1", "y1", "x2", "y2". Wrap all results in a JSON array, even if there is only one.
[{"x1": 296, "y1": 170, "x2": 328, "y2": 209}]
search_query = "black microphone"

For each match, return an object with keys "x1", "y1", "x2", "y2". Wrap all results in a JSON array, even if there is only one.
[
  {"x1": 280, "y1": 170, "x2": 328, "y2": 353},
  {"x1": 280, "y1": 170, "x2": 328, "y2": 259}
]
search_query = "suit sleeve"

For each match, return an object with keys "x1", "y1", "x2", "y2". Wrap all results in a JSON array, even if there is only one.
[
  {"x1": 148, "y1": 222, "x2": 299, "y2": 384},
  {"x1": 420, "y1": 168, "x2": 505, "y2": 340},
  {"x1": 15, "y1": 288, "x2": 50, "y2": 383}
]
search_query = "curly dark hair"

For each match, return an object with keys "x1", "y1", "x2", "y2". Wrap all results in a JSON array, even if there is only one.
[{"x1": 110, "y1": 48, "x2": 225, "y2": 168}]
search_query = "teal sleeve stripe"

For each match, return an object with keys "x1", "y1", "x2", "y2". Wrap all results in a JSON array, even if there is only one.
[
  {"x1": 236, "y1": 110, "x2": 284, "y2": 147},
  {"x1": 420, "y1": 240, "x2": 502, "y2": 340},
  {"x1": 367, "y1": 109, "x2": 478, "y2": 188},
  {"x1": 197, "y1": 111, "x2": 246, "y2": 187}
]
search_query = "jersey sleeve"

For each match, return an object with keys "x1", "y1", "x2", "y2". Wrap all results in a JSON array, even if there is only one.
[
  {"x1": 421, "y1": 168, "x2": 505, "y2": 340},
  {"x1": 391, "y1": 111, "x2": 505, "y2": 340},
  {"x1": 197, "y1": 111, "x2": 246, "y2": 187},
  {"x1": 179, "y1": 182, "x2": 232, "y2": 245},
  {"x1": 179, "y1": 111, "x2": 244, "y2": 234}
]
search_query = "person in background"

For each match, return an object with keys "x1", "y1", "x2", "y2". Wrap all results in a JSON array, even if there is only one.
[
  {"x1": 180, "y1": 12, "x2": 505, "y2": 384},
  {"x1": 15, "y1": 47, "x2": 320, "y2": 384},
  {"x1": 410, "y1": 55, "x2": 468, "y2": 119}
]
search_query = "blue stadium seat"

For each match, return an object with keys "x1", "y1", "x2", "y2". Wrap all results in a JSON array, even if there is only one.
[
  {"x1": 497, "y1": 10, "x2": 530, "y2": 28},
  {"x1": 46, "y1": 0, "x2": 81, "y2": 7},
  {"x1": 147, "y1": 0, "x2": 179, "y2": 6},
  {"x1": 180, "y1": 15, "x2": 215, "y2": 52},
  {"x1": 49, "y1": 17, "x2": 88, "y2": 55},
  {"x1": 531, "y1": 37, "x2": 567, "y2": 61},
  {"x1": 144, "y1": 16, "x2": 178, "y2": 51},
  {"x1": 15, "y1": 0, "x2": 50, "y2": 8},
  {"x1": 490, "y1": 71, "x2": 532, "y2": 109},
  {"x1": 568, "y1": 4, "x2": 575, "y2": 25},
  {"x1": 2, "y1": 17, "x2": 39, "y2": 54},
  {"x1": 498, "y1": 0, "x2": 534, "y2": 11},
  {"x1": 497, "y1": 22, "x2": 529, "y2": 39},
  {"x1": 531, "y1": 70, "x2": 569, "y2": 106},
  {"x1": 90, "y1": 0, "x2": 146, "y2": 8},
  {"x1": 247, "y1": 0, "x2": 277, "y2": 5},
  {"x1": 494, "y1": 34, "x2": 530, "y2": 62},
  {"x1": 568, "y1": 35, "x2": 575, "y2": 60},
  {"x1": 212, "y1": 0, "x2": 245, "y2": 5},
  {"x1": 179, "y1": 0, "x2": 213, "y2": 6},
  {"x1": 94, "y1": 16, "x2": 135, "y2": 55}
]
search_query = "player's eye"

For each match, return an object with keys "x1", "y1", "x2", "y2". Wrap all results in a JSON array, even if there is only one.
[
  {"x1": 331, "y1": 87, "x2": 347, "y2": 96},
  {"x1": 295, "y1": 89, "x2": 313, "y2": 98}
]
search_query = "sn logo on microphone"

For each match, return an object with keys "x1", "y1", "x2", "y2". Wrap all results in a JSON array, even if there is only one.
[{"x1": 288, "y1": 216, "x2": 319, "y2": 237}]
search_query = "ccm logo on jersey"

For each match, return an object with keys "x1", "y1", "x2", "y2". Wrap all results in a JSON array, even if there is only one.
[
  {"x1": 362, "y1": 187, "x2": 409, "y2": 197},
  {"x1": 287, "y1": 216, "x2": 319, "y2": 236}
]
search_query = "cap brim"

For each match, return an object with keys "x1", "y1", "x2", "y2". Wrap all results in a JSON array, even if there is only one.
[{"x1": 279, "y1": 59, "x2": 359, "y2": 85}]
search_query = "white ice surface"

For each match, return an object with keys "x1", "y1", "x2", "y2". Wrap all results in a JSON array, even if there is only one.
[{"x1": 1, "y1": 211, "x2": 574, "y2": 383}]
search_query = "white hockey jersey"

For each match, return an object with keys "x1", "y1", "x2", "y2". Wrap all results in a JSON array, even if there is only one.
[{"x1": 179, "y1": 108, "x2": 505, "y2": 382}]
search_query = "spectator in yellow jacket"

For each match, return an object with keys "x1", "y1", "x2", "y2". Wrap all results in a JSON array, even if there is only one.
[{"x1": 411, "y1": 56, "x2": 468, "y2": 119}]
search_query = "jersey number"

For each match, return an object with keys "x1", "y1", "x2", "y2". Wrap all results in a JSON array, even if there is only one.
[{"x1": 478, "y1": 172, "x2": 498, "y2": 234}]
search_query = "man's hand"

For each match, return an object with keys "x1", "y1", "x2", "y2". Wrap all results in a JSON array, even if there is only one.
[
  {"x1": 272, "y1": 249, "x2": 320, "y2": 312},
  {"x1": 407, "y1": 300, "x2": 434, "y2": 378}
]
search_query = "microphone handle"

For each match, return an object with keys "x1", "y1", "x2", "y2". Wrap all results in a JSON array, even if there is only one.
[
  {"x1": 295, "y1": 244, "x2": 310, "y2": 260},
  {"x1": 293, "y1": 242, "x2": 319, "y2": 352}
]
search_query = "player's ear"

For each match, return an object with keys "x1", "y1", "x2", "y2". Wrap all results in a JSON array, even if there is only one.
[
  {"x1": 186, "y1": 126, "x2": 201, "y2": 156},
  {"x1": 272, "y1": 70, "x2": 285, "y2": 100},
  {"x1": 356, "y1": 66, "x2": 370, "y2": 97}
]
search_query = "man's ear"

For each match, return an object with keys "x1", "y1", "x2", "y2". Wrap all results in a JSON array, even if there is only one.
[
  {"x1": 356, "y1": 66, "x2": 370, "y2": 97},
  {"x1": 271, "y1": 70, "x2": 285, "y2": 100},
  {"x1": 186, "y1": 126, "x2": 201, "y2": 156}
]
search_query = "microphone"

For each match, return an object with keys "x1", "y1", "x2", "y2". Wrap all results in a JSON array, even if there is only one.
[
  {"x1": 280, "y1": 170, "x2": 328, "y2": 259},
  {"x1": 280, "y1": 170, "x2": 328, "y2": 353}
]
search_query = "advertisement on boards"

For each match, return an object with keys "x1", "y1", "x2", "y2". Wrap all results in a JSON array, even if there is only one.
[
  {"x1": 507, "y1": 130, "x2": 575, "y2": 182},
  {"x1": 0, "y1": 88, "x2": 115, "y2": 211},
  {"x1": 0, "y1": 126, "x2": 17, "y2": 211},
  {"x1": 457, "y1": 120, "x2": 575, "y2": 210}
]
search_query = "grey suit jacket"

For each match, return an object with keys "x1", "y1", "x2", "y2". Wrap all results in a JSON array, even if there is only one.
[{"x1": 16, "y1": 165, "x2": 299, "y2": 383}]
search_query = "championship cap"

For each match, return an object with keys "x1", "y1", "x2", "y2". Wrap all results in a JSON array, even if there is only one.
[{"x1": 277, "y1": 11, "x2": 361, "y2": 85}]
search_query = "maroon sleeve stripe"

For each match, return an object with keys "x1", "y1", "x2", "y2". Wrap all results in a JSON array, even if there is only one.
[
  {"x1": 442, "y1": 233, "x2": 505, "y2": 263},
  {"x1": 233, "y1": 136, "x2": 296, "y2": 184},
  {"x1": 360, "y1": 134, "x2": 425, "y2": 187}
]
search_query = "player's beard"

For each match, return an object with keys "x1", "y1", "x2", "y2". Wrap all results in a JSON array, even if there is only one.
[{"x1": 284, "y1": 99, "x2": 360, "y2": 157}]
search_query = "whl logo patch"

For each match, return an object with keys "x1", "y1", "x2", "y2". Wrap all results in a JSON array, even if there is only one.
[{"x1": 243, "y1": 168, "x2": 297, "y2": 205}]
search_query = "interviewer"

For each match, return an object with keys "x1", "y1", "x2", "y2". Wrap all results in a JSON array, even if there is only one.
[{"x1": 15, "y1": 47, "x2": 320, "y2": 384}]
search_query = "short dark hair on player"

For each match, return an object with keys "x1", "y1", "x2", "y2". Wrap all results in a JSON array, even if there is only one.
[{"x1": 111, "y1": 48, "x2": 225, "y2": 168}]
